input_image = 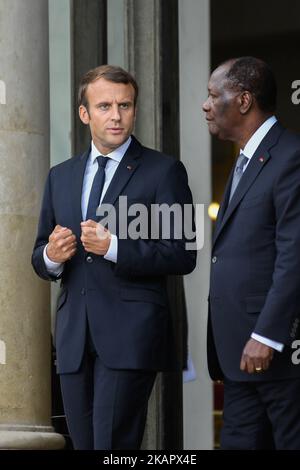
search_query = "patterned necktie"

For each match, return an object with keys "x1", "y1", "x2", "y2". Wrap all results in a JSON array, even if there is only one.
[
  {"x1": 86, "y1": 155, "x2": 109, "y2": 221},
  {"x1": 229, "y1": 153, "x2": 249, "y2": 202}
]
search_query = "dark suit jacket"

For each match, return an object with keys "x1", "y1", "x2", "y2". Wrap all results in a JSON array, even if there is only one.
[
  {"x1": 32, "y1": 136, "x2": 196, "y2": 374},
  {"x1": 208, "y1": 122, "x2": 300, "y2": 381}
]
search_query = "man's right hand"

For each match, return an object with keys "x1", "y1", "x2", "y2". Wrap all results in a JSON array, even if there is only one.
[{"x1": 46, "y1": 225, "x2": 77, "y2": 263}]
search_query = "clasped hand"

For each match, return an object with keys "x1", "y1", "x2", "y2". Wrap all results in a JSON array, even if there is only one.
[
  {"x1": 46, "y1": 221, "x2": 111, "y2": 263},
  {"x1": 80, "y1": 220, "x2": 111, "y2": 255}
]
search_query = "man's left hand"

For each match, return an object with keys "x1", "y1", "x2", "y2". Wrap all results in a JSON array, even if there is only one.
[
  {"x1": 81, "y1": 220, "x2": 111, "y2": 256},
  {"x1": 240, "y1": 338, "x2": 274, "y2": 374}
]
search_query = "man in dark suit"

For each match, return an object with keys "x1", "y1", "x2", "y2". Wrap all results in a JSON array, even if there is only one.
[
  {"x1": 32, "y1": 65, "x2": 196, "y2": 450},
  {"x1": 203, "y1": 57, "x2": 300, "y2": 449}
]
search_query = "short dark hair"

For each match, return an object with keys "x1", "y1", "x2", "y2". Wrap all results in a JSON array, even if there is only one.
[
  {"x1": 224, "y1": 57, "x2": 277, "y2": 113},
  {"x1": 78, "y1": 65, "x2": 139, "y2": 108}
]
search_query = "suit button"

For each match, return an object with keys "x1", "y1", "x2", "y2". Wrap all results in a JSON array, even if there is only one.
[
  {"x1": 86, "y1": 255, "x2": 93, "y2": 263},
  {"x1": 81, "y1": 288, "x2": 86, "y2": 295},
  {"x1": 212, "y1": 256, "x2": 217, "y2": 264}
]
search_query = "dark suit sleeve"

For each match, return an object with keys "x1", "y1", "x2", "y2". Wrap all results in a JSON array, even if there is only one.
[
  {"x1": 254, "y1": 150, "x2": 300, "y2": 344},
  {"x1": 31, "y1": 169, "x2": 61, "y2": 282},
  {"x1": 115, "y1": 160, "x2": 197, "y2": 277}
]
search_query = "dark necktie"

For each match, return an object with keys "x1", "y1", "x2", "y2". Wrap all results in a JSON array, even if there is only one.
[
  {"x1": 229, "y1": 153, "x2": 249, "y2": 202},
  {"x1": 86, "y1": 155, "x2": 109, "y2": 221}
]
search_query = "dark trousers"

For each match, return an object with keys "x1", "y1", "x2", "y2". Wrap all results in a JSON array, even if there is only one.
[
  {"x1": 221, "y1": 377, "x2": 300, "y2": 450},
  {"x1": 59, "y1": 328, "x2": 156, "y2": 450}
]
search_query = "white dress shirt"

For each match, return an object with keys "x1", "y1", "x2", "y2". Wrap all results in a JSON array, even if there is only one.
[
  {"x1": 239, "y1": 115, "x2": 277, "y2": 168},
  {"x1": 237, "y1": 115, "x2": 283, "y2": 352},
  {"x1": 43, "y1": 136, "x2": 132, "y2": 276}
]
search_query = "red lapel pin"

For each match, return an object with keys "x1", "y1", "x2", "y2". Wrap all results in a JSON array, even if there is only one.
[
  {"x1": 127, "y1": 165, "x2": 133, "y2": 170},
  {"x1": 259, "y1": 156, "x2": 265, "y2": 163}
]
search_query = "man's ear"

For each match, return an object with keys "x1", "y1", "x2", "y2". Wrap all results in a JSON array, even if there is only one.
[
  {"x1": 79, "y1": 105, "x2": 90, "y2": 125},
  {"x1": 239, "y1": 91, "x2": 253, "y2": 115}
]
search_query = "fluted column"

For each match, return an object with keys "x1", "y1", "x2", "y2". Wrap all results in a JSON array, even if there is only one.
[
  {"x1": 179, "y1": 0, "x2": 213, "y2": 449},
  {"x1": 0, "y1": 0, "x2": 64, "y2": 449},
  {"x1": 122, "y1": 0, "x2": 187, "y2": 449},
  {"x1": 123, "y1": 0, "x2": 162, "y2": 450}
]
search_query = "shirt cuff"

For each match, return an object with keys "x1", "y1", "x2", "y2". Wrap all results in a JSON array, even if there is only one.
[
  {"x1": 104, "y1": 234, "x2": 118, "y2": 263},
  {"x1": 43, "y1": 244, "x2": 64, "y2": 276},
  {"x1": 251, "y1": 332, "x2": 284, "y2": 352},
  {"x1": 183, "y1": 352, "x2": 197, "y2": 383}
]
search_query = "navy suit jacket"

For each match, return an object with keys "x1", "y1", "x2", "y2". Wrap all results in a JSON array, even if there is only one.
[
  {"x1": 32, "y1": 136, "x2": 196, "y2": 373},
  {"x1": 208, "y1": 122, "x2": 300, "y2": 381}
]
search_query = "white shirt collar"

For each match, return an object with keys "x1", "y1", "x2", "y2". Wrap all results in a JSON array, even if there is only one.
[
  {"x1": 91, "y1": 136, "x2": 132, "y2": 164},
  {"x1": 241, "y1": 115, "x2": 277, "y2": 159}
]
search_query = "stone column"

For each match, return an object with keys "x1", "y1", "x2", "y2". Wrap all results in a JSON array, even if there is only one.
[
  {"x1": 123, "y1": 0, "x2": 187, "y2": 449},
  {"x1": 125, "y1": 0, "x2": 161, "y2": 150},
  {"x1": 0, "y1": 0, "x2": 64, "y2": 449},
  {"x1": 179, "y1": 0, "x2": 214, "y2": 449},
  {"x1": 123, "y1": 0, "x2": 163, "y2": 450}
]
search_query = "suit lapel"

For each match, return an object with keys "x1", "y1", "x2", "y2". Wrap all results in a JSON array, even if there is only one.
[
  {"x1": 100, "y1": 136, "x2": 142, "y2": 208},
  {"x1": 213, "y1": 165, "x2": 235, "y2": 239},
  {"x1": 213, "y1": 122, "x2": 284, "y2": 248},
  {"x1": 70, "y1": 138, "x2": 142, "y2": 234},
  {"x1": 71, "y1": 149, "x2": 90, "y2": 237}
]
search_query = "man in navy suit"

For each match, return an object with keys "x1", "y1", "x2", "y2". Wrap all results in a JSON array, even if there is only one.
[
  {"x1": 32, "y1": 65, "x2": 196, "y2": 449},
  {"x1": 203, "y1": 57, "x2": 300, "y2": 449}
]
